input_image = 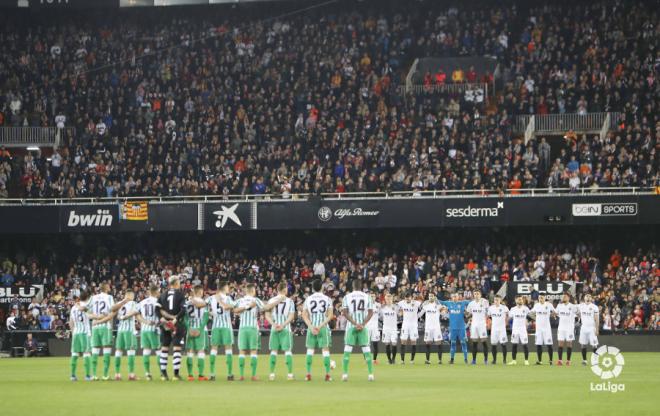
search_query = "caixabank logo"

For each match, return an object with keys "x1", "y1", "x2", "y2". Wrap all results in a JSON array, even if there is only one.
[{"x1": 590, "y1": 345, "x2": 625, "y2": 393}]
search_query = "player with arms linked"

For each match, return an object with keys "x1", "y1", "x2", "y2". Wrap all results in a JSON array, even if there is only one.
[
  {"x1": 341, "y1": 280, "x2": 375, "y2": 381},
  {"x1": 439, "y1": 293, "x2": 470, "y2": 364},
  {"x1": 302, "y1": 279, "x2": 334, "y2": 381}
]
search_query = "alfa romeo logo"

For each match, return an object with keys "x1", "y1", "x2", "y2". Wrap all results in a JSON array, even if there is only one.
[
  {"x1": 591, "y1": 345, "x2": 624, "y2": 380},
  {"x1": 318, "y1": 206, "x2": 333, "y2": 222}
]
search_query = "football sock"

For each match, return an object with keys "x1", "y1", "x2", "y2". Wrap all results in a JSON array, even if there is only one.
[
  {"x1": 523, "y1": 345, "x2": 529, "y2": 360},
  {"x1": 437, "y1": 345, "x2": 442, "y2": 361},
  {"x1": 83, "y1": 354, "x2": 91, "y2": 377},
  {"x1": 70, "y1": 354, "x2": 79, "y2": 377},
  {"x1": 426, "y1": 344, "x2": 431, "y2": 361},
  {"x1": 362, "y1": 346, "x2": 373, "y2": 374},
  {"x1": 197, "y1": 352, "x2": 205, "y2": 376},
  {"x1": 512, "y1": 344, "x2": 518, "y2": 360},
  {"x1": 372, "y1": 342, "x2": 379, "y2": 361},
  {"x1": 306, "y1": 350, "x2": 313, "y2": 373},
  {"x1": 186, "y1": 353, "x2": 194, "y2": 375},
  {"x1": 250, "y1": 355, "x2": 258, "y2": 377},
  {"x1": 91, "y1": 350, "x2": 99, "y2": 377},
  {"x1": 411, "y1": 345, "x2": 416, "y2": 361},
  {"x1": 472, "y1": 341, "x2": 478, "y2": 361},
  {"x1": 159, "y1": 350, "x2": 168, "y2": 374},
  {"x1": 491, "y1": 345, "x2": 497, "y2": 363},
  {"x1": 400, "y1": 345, "x2": 406, "y2": 361},
  {"x1": 385, "y1": 345, "x2": 391, "y2": 362},
  {"x1": 567, "y1": 347, "x2": 572, "y2": 361},
  {"x1": 209, "y1": 350, "x2": 217, "y2": 375},
  {"x1": 226, "y1": 352, "x2": 233, "y2": 376},
  {"x1": 285, "y1": 352, "x2": 293, "y2": 374},
  {"x1": 548, "y1": 346, "x2": 553, "y2": 362},
  {"x1": 482, "y1": 342, "x2": 488, "y2": 361},
  {"x1": 322, "y1": 351, "x2": 330, "y2": 374},
  {"x1": 582, "y1": 348, "x2": 587, "y2": 361},
  {"x1": 270, "y1": 351, "x2": 277, "y2": 373},
  {"x1": 102, "y1": 350, "x2": 111, "y2": 377},
  {"x1": 114, "y1": 351, "x2": 122, "y2": 374},
  {"x1": 537, "y1": 346, "x2": 543, "y2": 362},
  {"x1": 127, "y1": 351, "x2": 136, "y2": 373},
  {"x1": 342, "y1": 352, "x2": 350, "y2": 373},
  {"x1": 450, "y1": 340, "x2": 456, "y2": 360},
  {"x1": 462, "y1": 341, "x2": 468, "y2": 361},
  {"x1": 502, "y1": 345, "x2": 507, "y2": 363},
  {"x1": 558, "y1": 347, "x2": 564, "y2": 360},
  {"x1": 391, "y1": 346, "x2": 397, "y2": 361},
  {"x1": 172, "y1": 351, "x2": 181, "y2": 376},
  {"x1": 238, "y1": 355, "x2": 246, "y2": 377}
]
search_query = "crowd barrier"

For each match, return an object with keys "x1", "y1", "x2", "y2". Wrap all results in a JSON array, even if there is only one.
[{"x1": 0, "y1": 194, "x2": 657, "y2": 234}]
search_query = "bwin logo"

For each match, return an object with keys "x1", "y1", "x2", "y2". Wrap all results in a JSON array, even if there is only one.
[{"x1": 67, "y1": 209, "x2": 113, "y2": 227}]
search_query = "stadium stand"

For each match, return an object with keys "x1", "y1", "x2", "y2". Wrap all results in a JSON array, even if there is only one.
[{"x1": 0, "y1": 0, "x2": 656, "y2": 198}]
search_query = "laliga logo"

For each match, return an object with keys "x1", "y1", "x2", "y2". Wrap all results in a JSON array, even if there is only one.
[{"x1": 590, "y1": 345, "x2": 625, "y2": 393}]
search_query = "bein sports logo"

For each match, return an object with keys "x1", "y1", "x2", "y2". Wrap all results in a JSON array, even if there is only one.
[
  {"x1": 572, "y1": 203, "x2": 637, "y2": 217},
  {"x1": 590, "y1": 345, "x2": 625, "y2": 393},
  {"x1": 67, "y1": 209, "x2": 113, "y2": 227}
]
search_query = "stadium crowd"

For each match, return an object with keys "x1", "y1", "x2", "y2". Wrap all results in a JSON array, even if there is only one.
[
  {"x1": 0, "y1": 0, "x2": 657, "y2": 198},
  {"x1": 2, "y1": 230, "x2": 658, "y2": 335}
]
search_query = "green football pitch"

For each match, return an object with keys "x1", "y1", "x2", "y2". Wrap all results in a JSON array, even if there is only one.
[{"x1": 1, "y1": 353, "x2": 658, "y2": 416}]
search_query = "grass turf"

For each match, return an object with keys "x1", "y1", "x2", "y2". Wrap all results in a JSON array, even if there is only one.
[{"x1": 1, "y1": 353, "x2": 658, "y2": 416}]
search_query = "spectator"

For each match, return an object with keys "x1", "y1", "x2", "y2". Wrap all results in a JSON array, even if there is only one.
[{"x1": 24, "y1": 333, "x2": 37, "y2": 357}]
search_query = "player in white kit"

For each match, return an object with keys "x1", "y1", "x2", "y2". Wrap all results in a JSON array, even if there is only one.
[
  {"x1": 507, "y1": 296, "x2": 531, "y2": 365},
  {"x1": 418, "y1": 293, "x2": 446, "y2": 364},
  {"x1": 366, "y1": 293, "x2": 382, "y2": 364},
  {"x1": 531, "y1": 295, "x2": 556, "y2": 365},
  {"x1": 555, "y1": 293, "x2": 578, "y2": 366},
  {"x1": 397, "y1": 291, "x2": 421, "y2": 364},
  {"x1": 487, "y1": 295, "x2": 509, "y2": 364},
  {"x1": 466, "y1": 291, "x2": 489, "y2": 364},
  {"x1": 578, "y1": 294, "x2": 600, "y2": 365},
  {"x1": 379, "y1": 294, "x2": 399, "y2": 364}
]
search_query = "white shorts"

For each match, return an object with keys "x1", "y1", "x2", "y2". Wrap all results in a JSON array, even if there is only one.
[
  {"x1": 511, "y1": 329, "x2": 528, "y2": 344},
  {"x1": 381, "y1": 329, "x2": 398, "y2": 344},
  {"x1": 367, "y1": 327, "x2": 380, "y2": 342},
  {"x1": 579, "y1": 328, "x2": 598, "y2": 347},
  {"x1": 557, "y1": 328, "x2": 575, "y2": 342},
  {"x1": 470, "y1": 323, "x2": 488, "y2": 339},
  {"x1": 535, "y1": 327, "x2": 553, "y2": 345},
  {"x1": 400, "y1": 325, "x2": 419, "y2": 341},
  {"x1": 490, "y1": 328, "x2": 508, "y2": 345},
  {"x1": 424, "y1": 328, "x2": 443, "y2": 343}
]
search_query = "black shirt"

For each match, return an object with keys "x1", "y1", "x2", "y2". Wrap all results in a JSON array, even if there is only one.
[{"x1": 157, "y1": 288, "x2": 186, "y2": 320}]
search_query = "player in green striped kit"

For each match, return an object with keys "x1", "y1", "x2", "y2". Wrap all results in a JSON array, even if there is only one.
[
  {"x1": 341, "y1": 280, "x2": 375, "y2": 382},
  {"x1": 185, "y1": 285, "x2": 210, "y2": 381},
  {"x1": 302, "y1": 279, "x2": 334, "y2": 381},
  {"x1": 207, "y1": 281, "x2": 236, "y2": 381},
  {"x1": 265, "y1": 282, "x2": 295, "y2": 381},
  {"x1": 114, "y1": 289, "x2": 139, "y2": 381},
  {"x1": 69, "y1": 290, "x2": 93, "y2": 381},
  {"x1": 137, "y1": 284, "x2": 161, "y2": 381},
  {"x1": 87, "y1": 282, "x2": 129, "y2": 381},
  {"x1": 233, "y1": 283, "x2": 282, "y2": 381}
]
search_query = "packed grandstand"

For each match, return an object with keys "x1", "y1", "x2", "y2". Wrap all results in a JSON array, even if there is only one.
[{"x1": 0, "y1": 0, "x2": 656, "y2": 199}]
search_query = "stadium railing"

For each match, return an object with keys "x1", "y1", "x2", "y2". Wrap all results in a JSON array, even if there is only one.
[{"x1": 0, "y1": 187, "x2": 654, "y2": 205}]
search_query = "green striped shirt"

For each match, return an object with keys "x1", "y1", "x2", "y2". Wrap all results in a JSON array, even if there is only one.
[
  {"x1": 341, "y1": 291, "x2": 373, "y2": 330},
  {"x1": 70, "y1": 304, "x2": 91, "y2": 335},
  {"x1": 207, "y1": 294, "x2": 235, "y2": 329},
  {"x1": 303, "y1": 292, "x2": 333, "y2": 327},
  {"x1": 267, "y1": 296, "x2": 295, "y2": 331},
  {"x1": 138, "y1": 297, "x2": 160, "y2": 333},
  {"x1": 89, "y1": 293, "x2": 115, "y2": 329},
  {"x1": 117, "y1": 301, "x2": 138, "y2": 332},
  {"x1": 236, "y1": 296, "x2": 264, "y2": 329},
  {"x1": 185, "y1": 300, "x2": 209, "y2": 331}
]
